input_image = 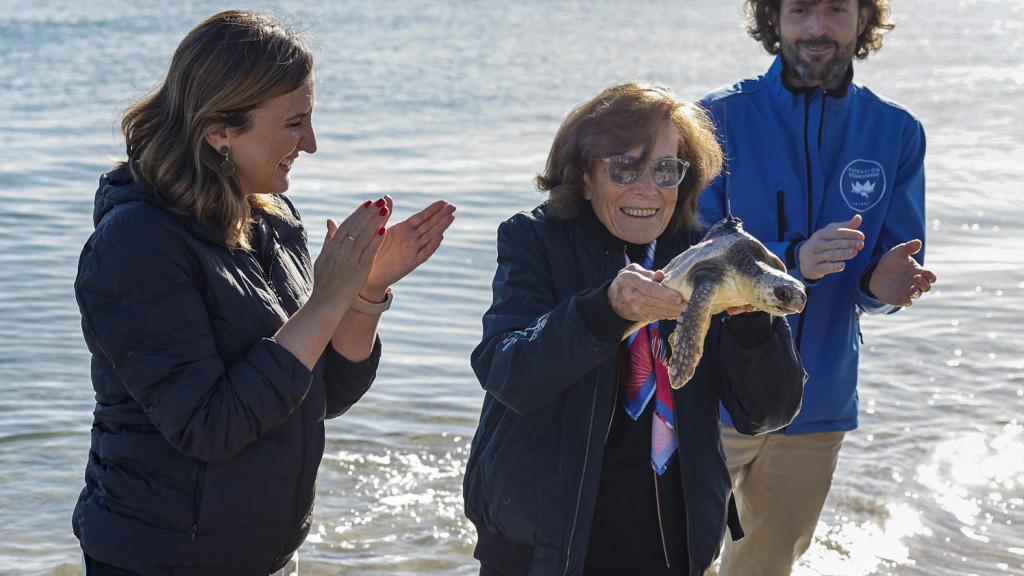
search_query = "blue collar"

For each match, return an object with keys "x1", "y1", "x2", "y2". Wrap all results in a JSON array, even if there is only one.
[{"x1": 766, "y1": 55, "x2": 856, "y2": 106}]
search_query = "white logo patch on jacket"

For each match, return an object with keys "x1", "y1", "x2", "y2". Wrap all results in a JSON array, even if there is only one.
[{"x1": 839, "y1": 159, "x2": 887, "y2": 212}]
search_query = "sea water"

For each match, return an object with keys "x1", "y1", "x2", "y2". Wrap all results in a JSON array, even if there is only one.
[{"x1": 0, "y1": 1, "x2": 1021, "y2": 574}]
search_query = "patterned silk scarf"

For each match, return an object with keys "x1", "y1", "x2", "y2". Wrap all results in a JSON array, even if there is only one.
[{"x1": 621, "y1": 241, "x2": 678, "y2": 475}]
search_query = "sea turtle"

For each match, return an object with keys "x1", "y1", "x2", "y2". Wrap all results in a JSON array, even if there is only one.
[{"x1": 660, "y1": 216, "x2": 807, "y2": 389}]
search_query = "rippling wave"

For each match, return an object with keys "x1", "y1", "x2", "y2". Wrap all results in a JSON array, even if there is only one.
[{"x1": 1, "y1": 1, "x2": 1021, "y2": 574}]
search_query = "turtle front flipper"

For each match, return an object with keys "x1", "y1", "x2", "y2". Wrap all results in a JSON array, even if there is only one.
[
  {"x1": 667, "y1": 278, "x2": 716, "y2": 389},
  {"x1": 668, "y1": 280, "x2": 717, "y2": 389}
]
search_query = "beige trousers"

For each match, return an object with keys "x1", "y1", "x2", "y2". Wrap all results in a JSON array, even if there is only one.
[{"x1": 715, "y1": 425, "x2": 845, "y2": 576}]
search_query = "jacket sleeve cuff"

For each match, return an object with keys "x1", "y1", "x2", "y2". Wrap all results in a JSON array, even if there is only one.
[
  {"x1": 325, "y1": 336, "x2": 382, "y2": 376},
  {"x1": 324, "y1": 336, "x2": 381, "y2": 418},
  {"x1": 788, "y1": 239, "x2": 820, "y2": 287},
  {"x1": 785, "y1": 239, "x2": 800, "y2": 271},
  {"x1": 769, "y1": 238, "x2": 816, "y2": 287},
  {"x1": 857, "y1": 262, "x2": 898, "y2": 314},
  {"x1": 859, "y1": 262, "x2": 879, "y2": 297},
  {"x1": 718, "y1": 317, "x2": 805, "y2": 435},
  {"x1": 724, "y1": 312, "x2": 775, "y2": 349},
  {"x1": 257, "y1": 337, "x2": 315, "y2": 397},
  {"x1": 576, "y1": 280, "x2": 633, "y2": 343}
]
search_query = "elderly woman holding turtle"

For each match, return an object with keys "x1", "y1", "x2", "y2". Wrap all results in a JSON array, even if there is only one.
[{"x1": 464, "y1": 82, "x2": 805, "y2": 576}]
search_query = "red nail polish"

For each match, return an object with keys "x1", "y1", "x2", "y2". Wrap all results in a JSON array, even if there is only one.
[
  {"x1": 377, "y1": 226, "x2": 385, "y2": 236},
  {"x1": 379, "y1": 207, "x2": 388, "y2": 216},
  {"x1": 362, "y1": 200, "x2": 372, "y2": 209},
  {"x1": 374, "y1": 198, "x2": 386, "y2": 207}
]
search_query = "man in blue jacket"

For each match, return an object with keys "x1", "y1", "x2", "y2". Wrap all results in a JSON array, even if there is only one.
[{"x1": 698, "y1": 1, "x2": 937, "y2": 574}]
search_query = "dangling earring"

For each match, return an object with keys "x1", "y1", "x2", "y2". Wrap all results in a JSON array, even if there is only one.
[{"x1": 219, "y1": 144, "x2": 235, "y2": 177}]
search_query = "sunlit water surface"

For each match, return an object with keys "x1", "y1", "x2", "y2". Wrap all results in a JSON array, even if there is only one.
[{"x1": 0, "y1": 1, "x2": 1021, "y2": 575}]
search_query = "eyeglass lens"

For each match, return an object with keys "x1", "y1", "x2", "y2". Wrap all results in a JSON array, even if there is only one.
[{"x1": 605, "y1": 156, "x2": 688, "y2": 188}]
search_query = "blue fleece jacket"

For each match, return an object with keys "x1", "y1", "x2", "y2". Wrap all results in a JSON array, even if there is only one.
[{"x1": 699, "y1": 56, "x2": 926, "y2": 434}]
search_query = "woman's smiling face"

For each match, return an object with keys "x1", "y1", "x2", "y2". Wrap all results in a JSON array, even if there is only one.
[
  {"x1": 583, "y1": 121, "x2": 680, "y2": 245},
  {"x1": 227, "y1": 75, "x2": 317, "y2": 196}
]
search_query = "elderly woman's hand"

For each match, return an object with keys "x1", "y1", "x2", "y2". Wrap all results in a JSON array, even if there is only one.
[
  {"x1": 608, "y1": 264, "x2": 687, "y2": 324},
  {"x1": 360, "y1": 196, "x2": 456, "y2": 301}
]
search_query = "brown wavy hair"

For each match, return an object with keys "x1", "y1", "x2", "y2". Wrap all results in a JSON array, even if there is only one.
[
  {"x1": 745, "y1": 0, "x2": 894, "y2": 59},
  {"x1": 537, "y1": 82, "x2": 723, "y2": 234},
  {"x1": 120, "y1": 10, "x2": 313, "y2": 249}
]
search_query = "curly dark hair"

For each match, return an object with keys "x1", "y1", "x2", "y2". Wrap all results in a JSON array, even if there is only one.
[
  {"x1": 536, "y1": 82, "x2": 722, "y2": 234},
  {"x1": 745, "y1": 0, "x2": 894, "y2": 59}
]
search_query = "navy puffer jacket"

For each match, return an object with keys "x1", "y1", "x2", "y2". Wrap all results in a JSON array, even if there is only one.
[
  {"x1": 73, "y1": 165, "x2": 380, "y2": 575},
  {"x1": 464, "y1": 204, "x2": 805, "y2": 575}
]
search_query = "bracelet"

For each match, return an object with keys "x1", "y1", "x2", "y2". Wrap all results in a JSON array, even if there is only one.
[{"x1": 351, "y1": 287, "x2": 393, "y2": 315}]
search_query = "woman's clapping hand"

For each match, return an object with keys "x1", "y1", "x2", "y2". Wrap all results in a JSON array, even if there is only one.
[
  {"x1": 310, "y1": 199, "x2": 392, "y2": 315},
  {"x1": 361, "y1": 196, "x2": 456, "y2": 300}
]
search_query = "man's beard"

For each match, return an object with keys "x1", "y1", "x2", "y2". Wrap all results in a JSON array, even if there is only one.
[{"x1": 781, "y1": 36, "x2": 856, "y2": 87}]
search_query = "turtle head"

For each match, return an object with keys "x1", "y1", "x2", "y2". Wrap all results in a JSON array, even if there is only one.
[
  {"x1": 730, "y1": 237, "x2": 806, "y2": 315},
  {"x1": 750, "y1": 261, "x2": 806, "y2": 315}
]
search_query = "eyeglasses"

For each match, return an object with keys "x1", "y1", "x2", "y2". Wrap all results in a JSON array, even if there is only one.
[{"x1": 600, "y1": 155, "x2": 690, "y2": 189}]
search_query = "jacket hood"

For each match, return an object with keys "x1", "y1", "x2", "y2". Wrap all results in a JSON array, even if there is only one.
[
  {"x1": 93, "y1": 163, "x2": 306, "y2": 246},
  {"x1": 91, "y1": 164, "x2": 228, "y2": 244},
  {"x1": 93, "y1": 164, "x2": 161, "y2": 228}
]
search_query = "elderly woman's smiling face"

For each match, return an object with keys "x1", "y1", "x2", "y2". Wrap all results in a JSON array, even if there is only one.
[{"x1": 583, "y1": 121, "x2": 680, "y2": 245}]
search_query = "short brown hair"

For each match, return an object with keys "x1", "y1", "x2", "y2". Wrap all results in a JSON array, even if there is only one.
[
  {"x1": 120, "y1": 10, "x2": 313, "y2": 249},
  {"x1": 537, "y1": 82, "x2": 723, "y2": 234},
  {"x1": 745, "y1": 0, "x2": 894, "y2": 59}
]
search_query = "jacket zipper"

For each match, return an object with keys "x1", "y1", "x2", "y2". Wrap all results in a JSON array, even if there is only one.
[
  {"x1": 264, "y1": 257, "x2": 277, "y2": 294},
  {"x1": 252, "y1": 221, "x2": 285, "y2": 308},
  {"x1": 280, "y1": 406, "x2": 306, "y2": 561},
  {"x1": 817, "y1": 92, "x2": 827, "y2": 148},
  {"x1": 795, "y1": 92, "x2": 819, "y2": 350},
  {"x1": 562, "y1": 368, "x2": 601, "y2": 576},
  {"x1": 256, "y1": 225, "x2": 303, "y2": 561},
  {"x1": 855, "y1": 298, "x2": 865, "y2": 344},
  {"x1": 678, "y1": 426, "x2": 695, "y2": 574},
  {"x1": 191, "y1": 461, "x2": 206, "y2": 541},
  {"x1": 605, "y1": 364, "x2": 618, "y2": 445},
  {"x1": 776, "y1": 190, "x2": 786, "y2": 243},
  {"x1": 653, "y1": 467, "x2": 671, "y2": 568}
]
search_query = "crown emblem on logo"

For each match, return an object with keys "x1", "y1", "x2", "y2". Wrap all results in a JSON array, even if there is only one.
[{"x1": 850, "y1": 180, "x2": 876, "y2": 198}]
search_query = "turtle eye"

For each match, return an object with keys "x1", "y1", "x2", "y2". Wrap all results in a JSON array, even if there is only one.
[{"x1": 774, "y1": 286, "x2": 795, "y2": 303}]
